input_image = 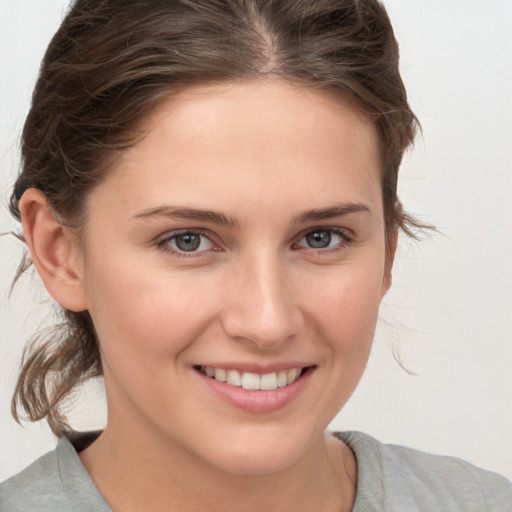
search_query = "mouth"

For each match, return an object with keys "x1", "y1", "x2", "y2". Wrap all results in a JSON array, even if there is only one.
[{"x1": 194, "y1": 365, "x2": 312, "y2": 391}]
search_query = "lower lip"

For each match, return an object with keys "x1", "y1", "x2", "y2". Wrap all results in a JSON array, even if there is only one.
[{"x1": 194, "y1": 367, "x2": 314, "y2": 414}]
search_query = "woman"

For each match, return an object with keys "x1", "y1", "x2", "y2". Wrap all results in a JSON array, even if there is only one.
[{"x1": 1, "y1": 0, "x2": 511, "y2": 510}]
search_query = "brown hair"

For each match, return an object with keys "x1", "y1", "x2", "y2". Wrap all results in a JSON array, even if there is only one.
[{"x1": 10, "y1": 0, "x2": 423, "y2": 435}]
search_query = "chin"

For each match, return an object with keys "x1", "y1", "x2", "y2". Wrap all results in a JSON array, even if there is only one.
[
  {"x1": 213, "y1": 450, "x2": 301, "y2": 476},
  {"x1": 199, "y1": 427, "x2": 315, "y2": 476}
]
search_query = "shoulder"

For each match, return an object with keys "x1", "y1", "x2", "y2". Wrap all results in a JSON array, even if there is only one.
[
  {"x1": 0, "y1": 434, "x2": 110, "y2": 512},
  {"x1": 335, "y1": 431, "x2": 512, "y2": 512},
  {"x1": 0, "y1": 447, "x2": 62, "y2": 510}
]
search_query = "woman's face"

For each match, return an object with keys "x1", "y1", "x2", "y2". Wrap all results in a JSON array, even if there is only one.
[{"x1": 78, "y1": 80, "x2": 392, "y2": 474}]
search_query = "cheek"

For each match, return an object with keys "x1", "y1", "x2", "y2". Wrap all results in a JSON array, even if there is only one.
[
  {"x1": 303, "y1": 262, "x2": 383, "y2": 398},
  {"x1": 305, "y1": 261, "x2": 385, "y2": 343},
  {"x1": 83, "y1": 262, "x2": 218, "y2": 420},
  {"x1": 294, "y1": 263, "x2": 384, "y2": 421},
  {"x1": 83, "y1": 254, "x2": 218, "y2": 361}
]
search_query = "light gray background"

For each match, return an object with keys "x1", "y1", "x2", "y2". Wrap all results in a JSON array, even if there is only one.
[{"x1": 1, "y1": 0, "x2": 511, "y2": 482}]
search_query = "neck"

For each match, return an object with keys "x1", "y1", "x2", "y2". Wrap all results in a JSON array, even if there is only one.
[{"x1": 79, "y1": 422, "x2": 356, "y2": 512}]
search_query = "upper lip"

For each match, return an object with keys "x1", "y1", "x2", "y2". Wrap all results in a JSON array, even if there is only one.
[{"x1": 194, "y1": 362, "x2": 315, "y2": 374}]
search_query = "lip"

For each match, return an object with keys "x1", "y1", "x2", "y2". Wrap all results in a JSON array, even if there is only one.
[
  {"x1": 194, "y1": 361, "x2": 314, "y2": 374},
  {"x1": 193, "y1": 364, "x2": 315, "y2": 414}
]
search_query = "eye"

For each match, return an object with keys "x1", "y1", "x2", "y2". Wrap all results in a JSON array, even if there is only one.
[
  {"x1": 295, "y1": 228, "x2": 351, "y2": 250},
  {"x1": 158, "y1": 230, "x2": 215, "y2": 255}
]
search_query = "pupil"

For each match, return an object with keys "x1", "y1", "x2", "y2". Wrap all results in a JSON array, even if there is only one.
[
  {"x1": 176, "y1": 233, "x2": 200, "y2": 251},
  {"x1": 306, "y1": 230, "x2": 331, "y2": 248}
]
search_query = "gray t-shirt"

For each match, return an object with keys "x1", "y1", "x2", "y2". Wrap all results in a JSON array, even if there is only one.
[{"x1": 1, "y1": 431, "x2": 511, "y2": 511}]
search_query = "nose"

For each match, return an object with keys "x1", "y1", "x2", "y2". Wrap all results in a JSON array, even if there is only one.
[{"x1": 221, "y1": 254, "x2": 304, "y2": 350}]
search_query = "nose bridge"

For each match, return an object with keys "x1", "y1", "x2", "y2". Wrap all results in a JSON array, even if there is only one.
[{"x1": 222, "y1": 248, "x2": 302, "y2": 348}]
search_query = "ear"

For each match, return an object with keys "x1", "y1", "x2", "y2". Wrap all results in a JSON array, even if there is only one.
[
  {"x1": 19, "y1": 188, "x2": 88, "y2": 312},
  {"x1": 381, "y1": 227, "x2": 398, "y2": 297}
]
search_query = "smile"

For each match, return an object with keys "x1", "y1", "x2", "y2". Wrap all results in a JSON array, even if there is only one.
[{"x1": 197, "y1": 366, "x2": 304, "y2": 391}]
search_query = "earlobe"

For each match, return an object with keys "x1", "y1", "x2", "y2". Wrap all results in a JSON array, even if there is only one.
[{"x1": 19, "y1": 188, "x2": 88, "y2": 312}]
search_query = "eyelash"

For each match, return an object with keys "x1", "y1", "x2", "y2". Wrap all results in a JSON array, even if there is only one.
[
  {"x1": 293, "y1": 227, "x2": 354, "y2": 253},
  {"x1": 156, "y1": 229, "x2": 218, "y2": 258},
  {"x1": 156, "y1": 227, "x2": 354, "y2": 257}
]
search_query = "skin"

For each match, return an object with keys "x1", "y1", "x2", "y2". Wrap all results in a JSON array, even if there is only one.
[{"x1": 21, "y1": 79, "x2": 396, "y2": 511}]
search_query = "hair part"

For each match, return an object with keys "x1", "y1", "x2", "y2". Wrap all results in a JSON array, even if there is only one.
[{"x1": 10, "y1": 0, "x2": 426, "y2": 435}]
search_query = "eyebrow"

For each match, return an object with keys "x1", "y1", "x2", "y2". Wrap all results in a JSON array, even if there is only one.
[
  {"x1": 131, "y1": 202, "x2": 370, "y2": 226},
  {"x1": 292, "y1": 203, "x2": 371, "y2": 224},
  {"x1": 131, "y1": 206, "x2": 239, "y2": 227}
]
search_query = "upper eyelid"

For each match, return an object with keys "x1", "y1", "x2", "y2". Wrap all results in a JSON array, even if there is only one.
[
  {"x1": 155, "y1": 226, "x2": 353, "y2": 252},
  {"x1": 292, "y1": 226, "x2": 354, "y2": 250},
  {"x1": 156, "y1": 228, "x2": 219, "y2": 251},
  {"x1": 157, "y1": 228, "x2": 215, "y2": 242},
  {"x1": 295, "y1": 226, "x2": 353, "y2": 241}
]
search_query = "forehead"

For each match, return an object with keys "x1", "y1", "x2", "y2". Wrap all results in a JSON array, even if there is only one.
[
  {"x1": 92, "y1": 79, "x2": 382, "y2": 222},
  {"x1": 135, "y1": 80, "x2": 377, "y2": 162}
]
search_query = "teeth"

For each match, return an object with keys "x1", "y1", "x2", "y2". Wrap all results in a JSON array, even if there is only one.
[
  {"x1": 260, "y1": 372, "x2": 278, "y2": 390},
  {"x1": 226, "y1": 369, "x2": 242, "y2": 387},
  {"x1": 201, "y1": 366, "x2": 304, "y2": 390},
  {"x1": 287, "y1": 368, "x2": 300, "y2": 384},
  {"x1": 214, "y1": 368, "x2": 227, "y2": 382},
  {"x1": 277, "y1": 370, "x2": 288, "y2": 388},
  {"x1": 241, "y1": 372, "x2": 260, "y2": 390}
]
